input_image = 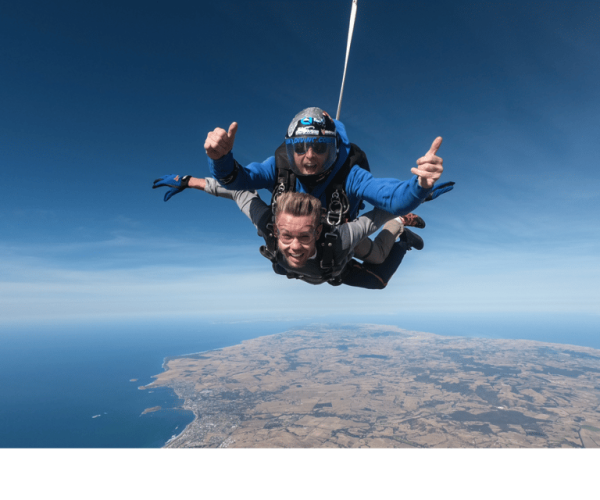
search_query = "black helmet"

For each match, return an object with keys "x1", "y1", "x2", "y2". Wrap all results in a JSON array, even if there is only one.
[{"x1": 285, "y1": 107, "x2": 338, "y2": 178}]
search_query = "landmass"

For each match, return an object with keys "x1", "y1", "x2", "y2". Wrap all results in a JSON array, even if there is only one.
[
  {"x1": 141, "y1": 406, "x2": 161, "y2": 415},
  {"x1": 143, "y1": 324, "x2": 600, "y2": 448}
]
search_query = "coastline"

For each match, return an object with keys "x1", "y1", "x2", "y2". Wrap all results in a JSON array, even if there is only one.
[
  {"x1": 155, "y1": 333, "x2": 297, "y2": 447},
  {"x1": 162, "y1": 387, "x2": 198, "y2": 448},
  {"x1": 144, "y1": 323, "x2": 600, "y2": 448}
]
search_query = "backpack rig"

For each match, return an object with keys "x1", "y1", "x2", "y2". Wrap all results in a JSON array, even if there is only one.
[{"x1": 259, "y1": 141, "x2": 371, "y2": 285}]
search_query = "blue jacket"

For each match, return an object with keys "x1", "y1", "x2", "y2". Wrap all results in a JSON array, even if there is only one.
[{"x1": 208, "y1": 119, "x2": 433, "y2": 217}]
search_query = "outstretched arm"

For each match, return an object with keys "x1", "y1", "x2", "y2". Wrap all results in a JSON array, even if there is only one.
[
  {"x1": 198, "y1": 178, "x2": 272, "y2": 235},
  {"x1": 153, "y1": 173, "x2": 271, "y2": 233},
  {"x1": 345, "y1": 137, "x2": 445, "y2": 216},
  {"x1": 187, "y1": 177, "x2": 206, "y2": 191}
]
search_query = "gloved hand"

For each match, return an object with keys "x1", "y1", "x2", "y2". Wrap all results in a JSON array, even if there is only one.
[
  {"x1": 152, "y1": 175, "x2": 191, "y2": 202},
  {"x1": 424, "y1": 181, "x2": 455, "y2": 202}
]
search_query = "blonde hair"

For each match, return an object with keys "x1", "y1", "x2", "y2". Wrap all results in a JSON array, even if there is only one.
[{"x1": 275, "y1": 192, "x2": 322, "y2": 227}]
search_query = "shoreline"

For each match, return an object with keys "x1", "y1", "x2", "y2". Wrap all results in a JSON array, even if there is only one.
[
  {"x1": 157, "y1": 333, "x2": 301, "y2": 447},
  {"x1": 162, "y1": 388, "x2": 198, "y2": 448},
  {"x1": 147, "y1": 324, "x2": 600, "y2": 448},
  {"x1": 161, "y1": 348, "x2": 224, "y2": 370}
]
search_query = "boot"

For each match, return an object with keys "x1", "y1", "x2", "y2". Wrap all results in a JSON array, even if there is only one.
[{"x1": 400, "y1": 228, "x2": 424, "y2": 251}]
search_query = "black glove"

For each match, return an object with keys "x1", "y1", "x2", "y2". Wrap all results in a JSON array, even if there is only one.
[{"x1": 424, "y1": 181, "x2": 455, "y2": 202}]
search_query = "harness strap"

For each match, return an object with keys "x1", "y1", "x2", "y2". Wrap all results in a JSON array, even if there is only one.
[
  {"x1": 320, "y1": 231, "x2": 338, "y2": 270},
  {"x1": 267, "y1": 165, "x2": 296, "y2": 258},
  {"x1": 261, "y1": 141, "x2": 372, "y2": 283},
  {"x1": 259, "y1": 244, "x2": 277, "y2": 263},
  {"x1": 318, "y1": 230, "x2": 350, "y2": 286}
]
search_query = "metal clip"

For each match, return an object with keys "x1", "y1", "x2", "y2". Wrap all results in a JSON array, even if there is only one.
[
  {"x1": 326, "y1": 209, "x2": 343, "y2": 226},
  {"x1": 326, "y1": 190, "x2": 349, "y2": 226},
  {"x1": 272, "y1": 182, "x2": 286, "y2": 203}
]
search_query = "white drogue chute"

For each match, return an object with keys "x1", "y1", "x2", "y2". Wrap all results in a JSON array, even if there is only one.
[{"x1": 336, "y1": 0, "x2": 358, "y2": 120}]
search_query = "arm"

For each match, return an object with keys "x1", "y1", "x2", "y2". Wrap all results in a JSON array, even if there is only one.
[
  {"x1": 346, "y1": 137, "x2": 444, "y2": 216},
  {"x1": 204, "y1": 121, "x2": 277, "y2": 191},
  {"x1": 201, "y1": 178, "x2": 272, "y2": 235},
  {"x1": 348, "y1": 169, "x2": 430, "y2": 216},
  {"x1": 152, "y1": 174, "x2": 271, "y2": 232},
  {"x1": 208, "y1": 153, "x2": 278, "y2": 191}
]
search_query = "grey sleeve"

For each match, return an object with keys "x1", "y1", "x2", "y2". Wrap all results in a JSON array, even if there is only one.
[
  {"x1": 204, "y1": 178, "x2": 271, "y2": 234},
  {"x1": 337, "y1": 208, "x2": 396, "y2": 252}
]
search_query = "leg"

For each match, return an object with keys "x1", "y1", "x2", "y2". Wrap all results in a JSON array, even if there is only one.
[
  {"x1": 354, "y1": 218, "x2": 403, "y2": 265},
  {"x1": 342, "y1": 241, "x2": 409, "y2": 289}
]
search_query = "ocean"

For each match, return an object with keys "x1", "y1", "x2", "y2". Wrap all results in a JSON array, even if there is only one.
[{"x1": 1, "y1": 312, "x2": 598, "y2": 448}]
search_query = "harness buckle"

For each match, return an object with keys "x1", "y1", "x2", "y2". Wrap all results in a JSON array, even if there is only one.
[
  {"x1": 259, "y1": 245, "x2": 277, "y2": 261},
  {"x1": 326, "y1": 209, "x2": 343, "y2": 226},
  {"x1": 326, "y1": 189, "x2": 349, "y2": 226},
  {"x1": 272, "y1": 182, "x2": 286, "y2": 205},
  {"x1": 270, "y1": 183, "x2": 287, "y2": 231}
]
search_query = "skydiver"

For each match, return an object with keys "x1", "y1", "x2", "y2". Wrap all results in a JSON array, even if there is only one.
[
  {"x1": 203, "y1": 107, "x2": 451, "y2": 223},
  {"x1": 153, "y1": 176, "x2": 424, "y2": 288}
]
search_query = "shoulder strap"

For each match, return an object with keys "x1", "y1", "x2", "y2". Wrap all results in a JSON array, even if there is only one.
[
  {"x1": 323, "y1": 143, "x2": 370, "y2": 225},
  {"x1": 272, "y1": 141, "x2": 295, "y2": 202},
  {"x1": 319, "y1": 228, "x2": 337, "y2": 270},
  {"x1": 318, "y1": 144, "x2": 371, "y2": 276},
  {"x1": 349, "y1": 143, "x2": 370, "y2": 172},
  {"x1": 260, "y1": 142, "x2": 297, "y2": 259}
]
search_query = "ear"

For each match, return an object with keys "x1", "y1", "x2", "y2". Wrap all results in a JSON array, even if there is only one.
[{"x1": 315, "y1": 224, "x2": 323, "y2": 240}]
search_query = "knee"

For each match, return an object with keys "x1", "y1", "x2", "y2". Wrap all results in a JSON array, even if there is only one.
[
  {"x1": 363, "y1": 253, "x2": 385, "y2": 265},
  {"x1": 360, "y1": 242, "x2": 387, "y2": 265}
]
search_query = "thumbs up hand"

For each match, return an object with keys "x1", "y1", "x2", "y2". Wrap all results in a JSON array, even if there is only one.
[
  {"x1": 204, "y1": 122, "x2": 238, "y2": 160},
  {"x1": 411, "y1": 136, "x2": 443, "y2": 189}
]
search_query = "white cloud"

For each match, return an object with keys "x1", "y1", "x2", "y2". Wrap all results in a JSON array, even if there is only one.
[{"x1": 1, "y1": 222, "x2": 599, "y2": 326}]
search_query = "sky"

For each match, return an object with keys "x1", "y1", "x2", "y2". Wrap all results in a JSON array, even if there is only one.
[{"x1": 1, "y1": 0, "x2": 599, "y2": 327}]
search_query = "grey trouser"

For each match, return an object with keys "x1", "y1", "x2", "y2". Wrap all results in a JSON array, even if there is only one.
[{"x1": 353, "y1": 218, "x2": 403, "y2": 264}]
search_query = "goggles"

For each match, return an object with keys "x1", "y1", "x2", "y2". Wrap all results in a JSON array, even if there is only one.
[
  {"x1": 286, "y1": 136, "x2": 336, "y2": 155},
  {"x1": 277, "y1": 229, "x2": 317, "y2": 245},
  {"x1": 294, "y1": 141, "x2": 328, "y2": 155},
  {"x1": 284, "y1": 136, "x2": 337, "y2": 176}
]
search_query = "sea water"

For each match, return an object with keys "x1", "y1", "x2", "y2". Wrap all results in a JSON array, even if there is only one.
[
  {"x1": 0, "y1": 318, "x2": 293, "y2": 448},
  {"x1": 0, "y1": 312, "x2": 598, "y2": 448}
]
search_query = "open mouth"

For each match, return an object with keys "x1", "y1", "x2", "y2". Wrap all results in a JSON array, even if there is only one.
[
  {"x1": 302, "y1": 162, "x2": 319, "y2": 173},
  {"x1": 286, "y1": 251, "x2": 305, "y2": 266}
]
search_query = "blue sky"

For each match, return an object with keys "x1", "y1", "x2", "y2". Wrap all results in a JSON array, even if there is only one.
[{"x1": 1, "y1": 0, "x2": 599, "y2": 326}]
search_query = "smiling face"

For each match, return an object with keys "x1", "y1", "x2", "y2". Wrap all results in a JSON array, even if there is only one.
[{"x1": 276, "y1": 212, "x2": 322, "y2": 268}]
